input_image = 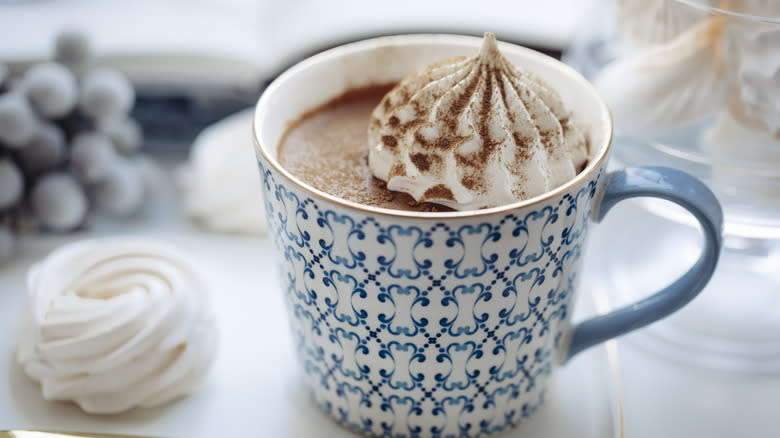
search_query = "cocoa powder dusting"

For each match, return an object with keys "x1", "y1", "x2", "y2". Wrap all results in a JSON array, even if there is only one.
[
  {"x1": 512, "y1": 132, "x2": 532, "y2": 162},
  {"x1": 461, "y1": 174, "x2": 477, "y2": 190},
  {"x1": 381, "y1": 135, "x2": 398, "y2": 148},
  {"x1": 539, "y1": 130, "x2": 555, "y2": 154},
  {"x1": 382, "y1": 96, "x2": 393, "y2": 111},
  {"x1": 449, "y1": 71, "x2": 480, "y2": 119},
  {"x1": 559, "y1": 117, "x2": 570, "y2": 134},
  {"x1": 390, "y1": 59, "x2": 480, "y2": 155},
  {"x1": 445, "y1": 64, "x2": 503, "y2": 195},
  {"x1": 389, "y1": 162, "x2": 406, "y2": 178},
  {"x1": 496, "y1": 71, "x2": 516, "y2": 125},
  {"x1": 478, "y1": 66, "x2": 494, "y2": 146},
  {"x1": 476, "y1": 65, "x2": 496, "y2": 153},
  {"x1": 409, "y1": 153, "x2": 431, "y2": 171},
  {"x1": 423, "y1": 184, "x2": 455, "y2": 201},
  {"x1": 414, "y1": 130, "x2": 469, "y2": 151}
]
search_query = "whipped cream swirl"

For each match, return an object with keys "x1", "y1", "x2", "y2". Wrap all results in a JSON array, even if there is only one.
[
  {"x1": 368, "y1": 33, "x2": 588, "y2": 210},
  {"x1": 17, "y1": 238, "x2": 217, "y2": 414}
]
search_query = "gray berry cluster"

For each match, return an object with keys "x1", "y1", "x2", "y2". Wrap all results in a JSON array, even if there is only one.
[{"x1": 0, "y1": 31, "x2": 154, "y2": 266}]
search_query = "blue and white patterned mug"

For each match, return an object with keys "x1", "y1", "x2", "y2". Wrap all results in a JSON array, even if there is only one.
[{"x1": 253, "y1": 35, "x2": 723, "y2": 437}]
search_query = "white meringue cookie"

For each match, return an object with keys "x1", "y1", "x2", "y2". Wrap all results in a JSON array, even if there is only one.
[
  {"x1": 17, "y1": 238, "x2": 217, "y2": 414},
  {"x1": 368, "y1": 33, "x2": 588, "y2": 210},
  {"x1": 725, "y1": 21, "x2": 780, "y2": 138},
  {"x1": 178, "y1": 109, "x2": 268, "y2": 236},
  {"x1": 602, "y1": 0, "x2": 780, "y2": 137},
  {"x1": 595, "y1": 14, "x2": 730, "y2": 134},
  {"x1": 614, "y1": 0, "x2": 717, "y2": 47}
]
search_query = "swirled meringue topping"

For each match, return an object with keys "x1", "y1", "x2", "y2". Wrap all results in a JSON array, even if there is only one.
[
  {"x1": 16, "y1": 238, "x2": 217, "y2": 414},
  {"x1": 368, "y1": 32, "x2": 588, "y2": 210}
]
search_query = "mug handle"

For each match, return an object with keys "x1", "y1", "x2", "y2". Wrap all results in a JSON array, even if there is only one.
[{"x1": 564, "y1": 166, "x2": 724, "y2": 362}]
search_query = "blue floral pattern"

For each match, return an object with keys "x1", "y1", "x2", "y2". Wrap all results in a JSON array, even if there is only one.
[{"x1": 259, "y1": 158, "x2": 602, "y2": 438}]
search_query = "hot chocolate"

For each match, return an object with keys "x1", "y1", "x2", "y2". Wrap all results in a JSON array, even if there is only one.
[
  {"x1": 278, "y1": 33, "x2": 589, "y2": 213},
  {"x1": 277, "y1": 84, "x2": 453, "y2": 212}
]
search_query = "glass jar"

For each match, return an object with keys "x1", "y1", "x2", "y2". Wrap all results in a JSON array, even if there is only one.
[{"x1": 565, "y1": 0, "x2": 780, "y2": 373}]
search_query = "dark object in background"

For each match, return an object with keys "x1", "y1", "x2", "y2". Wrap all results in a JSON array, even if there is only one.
[
  {"x1": 133, "y1": 31, "x2": 562, "y2": 154},
  {"x1": 132, "y1": 87, "x2": 255, "y2": 156}
]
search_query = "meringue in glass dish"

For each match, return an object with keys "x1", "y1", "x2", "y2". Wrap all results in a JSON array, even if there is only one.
[{"x1": 565, "y1": 0, "x2": 780, "y2": 372}]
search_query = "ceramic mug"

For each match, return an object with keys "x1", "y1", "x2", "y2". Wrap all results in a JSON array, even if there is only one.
[{"x1": 253, "y1": 35, "x2": 722, "y2": 438}]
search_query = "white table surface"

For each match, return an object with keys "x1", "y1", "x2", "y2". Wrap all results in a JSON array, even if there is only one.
[
  {"x1": 0, "y1": 166, "x2": 776, "y2": 438},
  {"x1": 586, "y1": 201, "x2": 780, "y2": 438},
  {"x1": 0, "y1": 181, "x2": 622, "y2": 438}
]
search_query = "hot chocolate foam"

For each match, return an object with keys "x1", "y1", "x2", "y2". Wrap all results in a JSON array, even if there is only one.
[{"x1": 368, "y1": 32, "x2": 588, "y2": 210}]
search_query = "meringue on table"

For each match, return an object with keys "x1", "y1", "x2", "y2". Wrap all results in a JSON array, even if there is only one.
[{"x1": 16, "y1": 237, "x2": 217, "y2": 415}]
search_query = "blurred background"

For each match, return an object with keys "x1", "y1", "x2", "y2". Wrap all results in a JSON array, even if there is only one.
[
  {"x1": 0, "y1": 0, "x2": 590, "y2": 153},
  {"x1": 0, "y1": 0, "x2": 597, "y2": 241}
]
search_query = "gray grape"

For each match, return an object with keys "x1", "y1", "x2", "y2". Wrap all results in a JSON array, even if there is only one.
[
  {"x1": 132, "y1": 154, "x2": 161, "y2": 196},
  {"x1": 22, "y1": 62, "x2": 78, "y2": 119},
  {"x1": 0, "y1": 31, "x2": 151, "y2": 235},
  {"x1": 99, "y1": 116, "x2": 142, "y2": 155},
  {"x1": 0, "y1": 63, "x2": 8, "y2": 88},
  {"x1": 70, "y1": 131, "x2": 117, "y2": 183},
  {"x1": 54, "y1": 31, "x2": 92, "y2": 74},
  {"x1": 20, "y1": 123, "x2": 65, "y2": 176},
  {"x1": 0, "y1": 225, "x2": 14, "y2": 267},
  {"x1": 31, "y1": 172, "x2": 87, "y2": 231},
  {"x1": 0, "y1": 158, "x2": 24, "y2": 209},
  {"x1": 94, "y1": 158, "x2": 144, "y2": 216},
  {"x1": 79, "y1": 68, "x2": 134, "y2": 120},
  {"x1": 0, "y1": 92, "x2": 38, "y2": 147}
]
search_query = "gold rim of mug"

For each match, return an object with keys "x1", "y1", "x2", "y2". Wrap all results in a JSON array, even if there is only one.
[{"x1": 253, "y1": 34, "x2": 614, "y2": 219}]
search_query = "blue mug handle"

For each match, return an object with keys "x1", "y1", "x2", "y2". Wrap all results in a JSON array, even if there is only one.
[{"x1": 564, "y1": 166, "x2": 724, "y2": 362}]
